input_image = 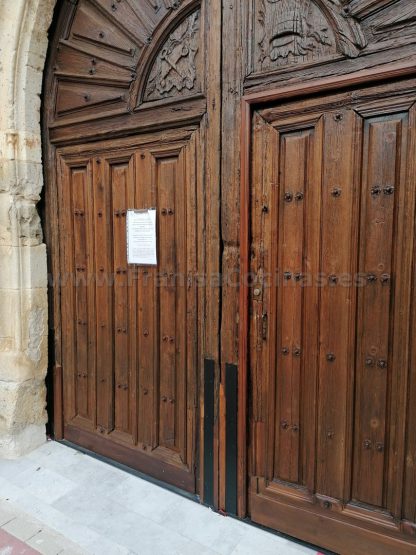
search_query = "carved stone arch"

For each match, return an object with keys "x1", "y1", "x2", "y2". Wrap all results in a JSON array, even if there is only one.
[
  {"x1": 132, "y1": 0, "x2": 203, "y2": 109},
  {"x1": 253, "y1": 0, "x2": 367, "y2": 74}
]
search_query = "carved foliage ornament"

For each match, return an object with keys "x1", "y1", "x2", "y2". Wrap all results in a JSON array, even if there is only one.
[
  {"x1": 143, "y1": 10, "x2": 201, "y2": 102},
  {"x1": 257, "y1": 0, "x2": 366, "y2": 69}
]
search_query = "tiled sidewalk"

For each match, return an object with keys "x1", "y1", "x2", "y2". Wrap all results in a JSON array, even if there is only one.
[
  {"x1": 0, "y1": 442, "x2": 320, "y2": 555},
  {"x1": 0, "y1": 498, "x2": 83, "y2": 554}
]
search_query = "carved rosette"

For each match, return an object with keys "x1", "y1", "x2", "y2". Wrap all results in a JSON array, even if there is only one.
[
  {"x1": 143, "y1": 10, "x2": 201, "y2": 103},
  {"x1": 255, "y1": 0, "x2": 367, "y2": 72}
]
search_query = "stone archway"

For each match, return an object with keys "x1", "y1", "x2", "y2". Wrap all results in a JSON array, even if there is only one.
[{"x1": 0, "y1": 0, "x2": 57, "y2": 457}]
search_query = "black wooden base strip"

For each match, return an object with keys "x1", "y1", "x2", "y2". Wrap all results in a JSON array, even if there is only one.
[
  {"x1": 225, "y1": 363, "x2": 238, "y2": 515},
  {"x1": 204, "y1": 358, "x2": 215, "y2": 507}
]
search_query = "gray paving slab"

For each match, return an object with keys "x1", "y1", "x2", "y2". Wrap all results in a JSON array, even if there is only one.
[{"x1": 0, "y1": 442, "x2": 318, "y2": 555}]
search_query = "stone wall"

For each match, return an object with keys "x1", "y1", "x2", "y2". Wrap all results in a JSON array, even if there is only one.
[{"x1": 0, "y1": 0, "x2": 56, "y2": 457}]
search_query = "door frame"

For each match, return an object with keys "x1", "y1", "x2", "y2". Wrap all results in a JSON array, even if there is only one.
[{"x1": 238, "y1": 58, "x2": 416, "y2": 519}]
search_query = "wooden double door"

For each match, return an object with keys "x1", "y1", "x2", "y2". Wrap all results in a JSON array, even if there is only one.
[
  {"x1": 44, "y1": 0, "x2": 416, "y2": 552},
  {"x1": 248, "y1": 80, "x2": 416, "y2": 553}
]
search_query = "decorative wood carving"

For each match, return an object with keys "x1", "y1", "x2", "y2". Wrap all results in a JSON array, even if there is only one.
[
  {"x1": 258, "y1": 0, "x2": 335, "y2": 65},
  {"x1": 143, "y1": 10, "x2": 201, "y2": 102},
  {"x1": 324, "y1": 1, "x2": 367, "y2": 57},
  {"x1": 253, "y1": 0, "x2": 366, "y2": 73},
  {"x1": 50, "y1": 0, "x2": 198, "y2": 123}
]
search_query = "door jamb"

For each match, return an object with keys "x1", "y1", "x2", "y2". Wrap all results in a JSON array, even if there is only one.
[{"x1": 238, "y1": 59, "x2": 416, "y2": 518}]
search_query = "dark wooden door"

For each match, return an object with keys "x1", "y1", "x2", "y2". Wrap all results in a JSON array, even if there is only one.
[
  {"x1": 57, "y1": 131, "x2": 199, "y2": 491},
  {"x1": 248, "y1": 79, "x2": 416, "y2": 554}
]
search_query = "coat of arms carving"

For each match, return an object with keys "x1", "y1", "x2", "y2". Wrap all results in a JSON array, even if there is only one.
[{"x1": 143, "y1": 11, "x2": 201, "y2": 102}]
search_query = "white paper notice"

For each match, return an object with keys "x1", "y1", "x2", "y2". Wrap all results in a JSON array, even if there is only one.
[{"x1": 127, "y1": 209, "x2": 157, "y2": 266}]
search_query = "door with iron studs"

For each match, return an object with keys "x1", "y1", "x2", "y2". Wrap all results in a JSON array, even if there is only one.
[
  {"x1": 44, "y1": 0, "x2": 221, "y2": 495},
  {"x1": 57, "y1": 134, "x2": 199, "y2": 492},
  {"x1": 248, "y1": 80, "x2": 416, "y2": 555}
]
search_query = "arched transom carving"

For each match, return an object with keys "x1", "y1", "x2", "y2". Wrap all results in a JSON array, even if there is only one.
[
  {"x1": 252, "y1": 0, "x2": 367, "y2": 73},
  {"x1": 48, "y1": 0, "x2": 202, "y2": 125}
]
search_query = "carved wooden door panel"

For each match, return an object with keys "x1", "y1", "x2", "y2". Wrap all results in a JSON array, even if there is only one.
[
  {"x1": 57, "y1": 130, "x2": 199, "y2": 491},
  {"x1": 248, "y1": 79, "x2": 416, "y2": 554}
]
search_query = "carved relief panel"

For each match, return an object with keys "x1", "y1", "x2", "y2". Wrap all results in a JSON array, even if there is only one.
[
  {"x1": 142, "y1": 10, "x2": 202, "y2": 103},
  {"x1": 49, "y1": 0, "x2": 203, "y2": 125},
  {"x1": 249, "y1": 0, "x2": 366, "y2": 76},
  {"x1": 256, "y1": 0, "x2": 337, "y2": 70}
]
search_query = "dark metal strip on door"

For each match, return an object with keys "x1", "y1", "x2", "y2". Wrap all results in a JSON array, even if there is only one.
[
  {"x1": 225, "y1": 363, "x2": 238, "y2": 515},
  {"x1": 204, "y1": 358, "x2": 215, "y2": 507}
]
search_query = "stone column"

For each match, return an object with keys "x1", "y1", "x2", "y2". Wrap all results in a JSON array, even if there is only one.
[{"x1": 0, "y1": 0, "x2": 56, "y2": 458}]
